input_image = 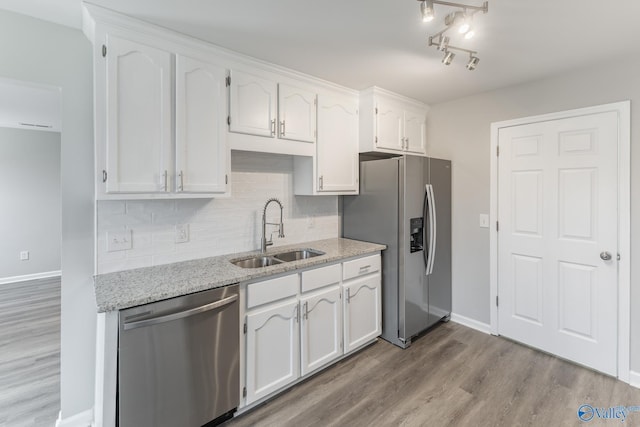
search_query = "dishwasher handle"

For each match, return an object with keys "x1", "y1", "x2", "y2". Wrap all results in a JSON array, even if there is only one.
[{"x1": 123, "y1": 294, "x2": 238, "y2": 331}]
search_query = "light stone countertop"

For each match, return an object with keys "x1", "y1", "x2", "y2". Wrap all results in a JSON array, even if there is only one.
[{"x1": 93, "y1": 237, "x2": 386, "y2": 312}]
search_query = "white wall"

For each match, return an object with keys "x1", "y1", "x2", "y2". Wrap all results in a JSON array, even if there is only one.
[
  {"x1": 0, "y1": 9, "x2": 96, "y2": 420},
  {"x1": 97, "y1": 151, "x2": 339, "y2": 273},
  {"x1": 0, "y1": 127, "x2": 61, "y2": 279},
  {"x1": 426, "y1": 54, "x2": 640, "y2": 372}
]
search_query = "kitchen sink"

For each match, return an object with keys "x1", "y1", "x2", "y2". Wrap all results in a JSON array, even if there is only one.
[
  {"x1": 230, "y1": 249, "x2": 325, "y2": 268},
  {"x1": 230, "y1": 256, "x2": 284, "y2": 268},
  {"x1": 273, "y1": 249, "x2": 325, "y2": 262}
]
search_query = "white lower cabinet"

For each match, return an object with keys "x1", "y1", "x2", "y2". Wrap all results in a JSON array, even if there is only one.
[
  {"x1": 300, "y1": 286, "x2": 342, "y2": 376},
  {"x1": 245, "y1": 299, "x2": 300, "y2": 405},
  {"x1": 343, "y1": 275, "x2": 382, "y2": 353},
  {"x1": 242, "y1": 254, "x2": 381, "y2": 409}
]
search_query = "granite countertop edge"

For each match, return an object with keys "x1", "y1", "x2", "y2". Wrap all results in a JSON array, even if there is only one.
[{"x1": 94, "y1": 237, "x2": 386, "y2": 312}]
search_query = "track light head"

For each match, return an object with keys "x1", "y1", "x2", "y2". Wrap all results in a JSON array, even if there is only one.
[
  {"x1": 442, "y1": 51, "x2": 455, "y2": 65},
  {"x1": 466, "y1": 55, "x2": 479, "y2": 70},
  {"x1": 464, "y1": 28, "x2": 475, "y2": 39},
  {"x1": 438, "y1": 36, "x2": 450, "y2": 51},
  {"x1": 458, "y1": 13, "x2": 472, "y2": 34},
  {"x1": 420, "y1": 0, "x2": 435, "y2": 22}
]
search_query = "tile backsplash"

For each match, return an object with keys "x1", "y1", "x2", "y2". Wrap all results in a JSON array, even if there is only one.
[{"x1": 97, "y1": 151, "x2": 339, "y2": 274}]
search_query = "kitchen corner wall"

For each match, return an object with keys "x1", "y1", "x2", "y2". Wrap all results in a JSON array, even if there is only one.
[{"x1": 97, "y1": 151, "x2": 339, "y2": 274}]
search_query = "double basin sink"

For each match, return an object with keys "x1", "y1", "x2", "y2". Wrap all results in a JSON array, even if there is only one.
[{"x1": 231, "y1": 249, "x2": 325, "y2": 269}]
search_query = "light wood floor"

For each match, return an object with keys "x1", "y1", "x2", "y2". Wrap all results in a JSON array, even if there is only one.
[
  {"x1": 0, "y1": 277, "x2": 60, "y2": 427},
  {"x1": 227, "y1": 322, "x2": 640, "y2": 427}
]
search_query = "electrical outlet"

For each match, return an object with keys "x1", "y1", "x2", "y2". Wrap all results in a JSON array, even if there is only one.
[
  {"x1": 479, "y1": 214, "x2": 490, "y2": 228},
  {"x1": 107, "y1": 230, "x2": 132, "y2": 252},
  {"x1": 175, "y1": 224, "x2": 189, "y2": 243},
  {"x1": 20, "y1": 250, "x2": 29, "y2": 261}
]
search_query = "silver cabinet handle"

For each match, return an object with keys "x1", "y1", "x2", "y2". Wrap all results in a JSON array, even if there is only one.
[
  {"x1": 319, "y1": 175, "x2": 324, "y2": 190},
  {"x1": 303, "y1": 301, "x2": 308, "y2": 320},
  {"x1": 600, "y1": 251, "x2": 612, "y2": 261},
  {"x1": 270, "y1": 119, "x2": 276, "y2": 136},
  {"x1": 178, "y1": 171, "x2": 184, "y2": 192},
  {"x1": 280, "y1": 120, "x2": 286, "y2": 136},
  {"x1": 162, "y1": 170, "x2": 168, "y2": 192},
  {"x1": 345, "y1": 288, "x2": 351, "y2": 304},
  {"x1": 295, "y1": 305, "x2": 300, "y2": 323},
  {"x1": 123, "y1": 294, "x2": 238, "y2": 330}
]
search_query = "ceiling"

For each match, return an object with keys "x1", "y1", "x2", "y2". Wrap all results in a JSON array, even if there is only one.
[{"x1": 3, "y1": 0, "x2": 640, "y2": 104}]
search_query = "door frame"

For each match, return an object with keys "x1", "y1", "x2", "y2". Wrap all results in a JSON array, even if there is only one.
[{"x1": 489, "y1": 101, "x2": 631, "y2": 382}]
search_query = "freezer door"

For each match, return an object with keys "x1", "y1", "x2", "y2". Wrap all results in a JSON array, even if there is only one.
[
  {"x1": 399, "y1": 155, "x2": 429, "y2": 342},
  {"x1": 427, "y1": 158, "x2": 452, "y2": 322}
]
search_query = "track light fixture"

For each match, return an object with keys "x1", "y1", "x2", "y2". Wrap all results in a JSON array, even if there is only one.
[
  {"x1": 420, "y1": 0, "x2": 435, "y2": 22},
  {"x1": 442, "y1": 51, "x2": 455, "y2": 65},
  {"x1": 417, "y1": 0, "x2": 488, "y2": 69},
  {"x1": 466, "y1": 54, "x2": 479, "y2": 70}
]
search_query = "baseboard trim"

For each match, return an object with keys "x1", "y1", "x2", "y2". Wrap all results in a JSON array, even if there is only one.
[
  {"x1": 55, "y1": 408, "x2": 94, "y2": 427},
  {"x1": 630, "y1": 371, "x2": 640, "y2": 389},
  {"x1": 450, "y1": 313, "x2": 491, "y2": 335},
  {"x1": 0, "y1": 270, "x2": 61, "y2": 285}
]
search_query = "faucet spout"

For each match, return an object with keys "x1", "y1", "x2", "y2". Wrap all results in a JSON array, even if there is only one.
[{"x1": 261, "y1": 198, "x2": 285, "y2": 253}]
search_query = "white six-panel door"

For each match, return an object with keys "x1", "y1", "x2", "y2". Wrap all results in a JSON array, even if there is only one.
[{"x1": 497, "y1": 111, "x2": 618, "y2": 375}]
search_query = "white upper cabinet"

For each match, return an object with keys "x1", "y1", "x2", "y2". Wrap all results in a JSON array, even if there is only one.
[
  {"x1": 375, "y1": 100, "x2": 404, "y2": 151},
  {"x1": 359, "y1": 87, "x2": 429, "y2": 156},
  {"x1": 278, "y1": 84, "x2": 316, "y2": 143},
  {"x1": 105, "y1": 35, "x2": 172, "y2": 193},
  {"x1": 175, "y1": 55, "x2": 228, "y2": 194},
  {"x1": 228, "y1": 70, "x2": 277, "y2": 138},
  {"x1": 228, "y1": 70, "x2": 317, "y2": 150},
  {"x1": 293, "y1": 91, "x2": 359, "y2": 196},
  {"x1": 316, "y1": 93, "x2": 359, "y2": 193},
  {"x1": 403, "y1": 108, "x2": 427, "y2": 154}
]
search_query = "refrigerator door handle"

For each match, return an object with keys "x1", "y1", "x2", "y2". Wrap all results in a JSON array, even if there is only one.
[
  {"x1": 423, "y1": 185, "x2": 430, "y2": 273},
  {"x1": 425, "y1": 184, "x2": 437, "y2": 275}
]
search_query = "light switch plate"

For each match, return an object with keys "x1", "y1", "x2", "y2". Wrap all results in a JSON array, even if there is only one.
[
  {"x1": 107, "y1": 230, "x2": 132, "y2": 252},
  {"x1": 20, "y1": 250, "x2": 29, "y2": 261},
  {"x1": 479, "y1": 214, "x2": 490, "y2": 228}
]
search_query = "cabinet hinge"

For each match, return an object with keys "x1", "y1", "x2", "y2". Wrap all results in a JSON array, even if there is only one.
[
  {"x1": 243, "y1": 387, "x2": 247, "y2": 398},
  {"x1": 102, "y1": 45, "x2": 107, "y2": 58},
  {"x1": 225, "y1": 75, "x2": 231, "y2": 87},
  {"x1": 227, "y1": 116, "x2": 231, "y2": 126},
  {"x1": 496, "y1": 221, "x2": 499, "y2": 232},
  {"x1": 375, "y1": 107, "x2": 378, "y2": 114},
  {"x1": 225, "y1": 174, "x2": 228, "y2": 185},
  {"x1": 496, "y1": 296, "x2": 499, "y2": 307},
  {"x1": 496, "y1": 145, "x2": 500, "y2": 157},
  {"x1": 375, "y1": 136, "x2": 378, "y2": 144},
  {"x1": 243, "y1": 323, "x2": 247, "y2": 334},
  {"x1": 102, "y1": 170, "x2": 107, "y2": 183}
]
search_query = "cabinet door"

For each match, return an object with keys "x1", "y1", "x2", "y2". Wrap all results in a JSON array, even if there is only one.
[
  {"x1": 228, "y1": 70, "x2": 277, "y2": 138},
  {"x1": 278, "y1": 84, "x2": 316, "y2": 143},
  {"x1": 316, "y1": 94, "x2": 359, "y2": 193},
  {"x1": 245, "y1": 299, "x2": 299, "y2": 404},
  {"x1": 375, "y1": 100, "x2": 403, "y2": 151},
  {"x1": 404, "y1": 109, "x2": 427, "y2": 155},
  {"x1": 343, "y1": 275, "x2": 382, "y2": 353},
  {"x1": 300, "y1": 287, "x2": 342, "y2": 376},
  {"x1": 105, "y1": 35, "x2": 172, "y2": 193},
  {"x1": 175, "y1": 55, "x2": 228, "y2": 194}
]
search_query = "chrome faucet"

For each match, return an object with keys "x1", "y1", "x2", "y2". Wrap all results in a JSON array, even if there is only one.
[{"x1": 261, "y1": 198, "x2": 285, "y2": 253}]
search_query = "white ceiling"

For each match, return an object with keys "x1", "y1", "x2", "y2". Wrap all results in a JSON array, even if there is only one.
[{"x1": 4, "y1": 0, "x2": 640, "y2": 104}]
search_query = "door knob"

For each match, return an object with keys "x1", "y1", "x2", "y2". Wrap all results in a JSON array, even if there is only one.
[{"x1": 600, "y1": 251, "x2": 612, "y2": 261}]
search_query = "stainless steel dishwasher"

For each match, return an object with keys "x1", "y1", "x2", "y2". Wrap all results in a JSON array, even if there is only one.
[{"x1": 118, "y1": 284, "x2": 239, "y2": 427}]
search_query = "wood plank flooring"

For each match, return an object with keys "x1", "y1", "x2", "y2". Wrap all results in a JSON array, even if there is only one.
[
  {"x1": 226, "y1": 322, "x2": 640, "y2": 427},
  {"x1": 0, "y1": 277, "x2": 60, "y2": 427}
]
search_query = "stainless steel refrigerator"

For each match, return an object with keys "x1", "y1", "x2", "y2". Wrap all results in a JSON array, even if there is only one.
[{"x1": 342, "y1": 155, "x2": 451, "y2": 348}]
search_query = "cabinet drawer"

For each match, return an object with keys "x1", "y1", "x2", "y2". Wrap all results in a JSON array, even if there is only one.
[
  {"x1": 342, "y1": 254, "x2": 380, "y2": 281},
  {"x1": 247, "y1": 274, "x2": 299, "y2": 309},
  {"x1": 301, "y1": 263, "x2": 341, "y2": 293}
]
